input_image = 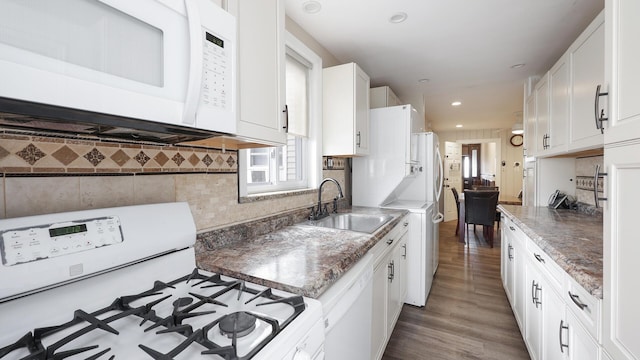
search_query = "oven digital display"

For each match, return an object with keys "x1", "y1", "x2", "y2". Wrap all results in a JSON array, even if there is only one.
[
  {"x1": 206, "y1": 32, "x2": 224, "y2": 48},
  {"x1": 49, "y1": 224, "x2": 88, "y2": 238}
]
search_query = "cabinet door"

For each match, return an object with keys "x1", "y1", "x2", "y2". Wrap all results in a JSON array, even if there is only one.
[
  {"x1": 354, "y1": 64, "x2": 370, "y2": 155},
  {"x1": 229, "y1": 0, "x2": 287, "y2": 145},
  {"x1": 513, "y1": 238, "x2": 526, "y2": 332},
  {"x1": 387, "y1": 233, "x2": 406, "y2": 335},
  {"x1": 603, "y1": 142, "x2": 640, "y2": 360},
  {"x1": 542, "y1": 286, "x2": 566, "y2": 360},
  {"x1": 535, "y1": 74, "x2": 550, "y2": 154},
  {"x1": 371, "y1": 258, "x2": 389, "y2": 360},
  {"x1": 525, "y1": 260, "x2": 543, "y2": 360},
  {"x1": 566, "y1": 311, "x2": 599, "y2": 360},
  {"x1": 549, "y1": 56, "x2": 569, "y2": 153},
  {"x1": 569, "y1": 15, "x2": 604, "y2": 150},
  {"x1": 323, "y1": 62, "x2": 370, "y2": 156},
  {"x1": 604, "y1": 0, "x2": 640, "y2": 144}
]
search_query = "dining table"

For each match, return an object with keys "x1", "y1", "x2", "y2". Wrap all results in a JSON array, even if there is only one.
[{"x1": 457, "y1": 193, "x2": 523, "y2": 244}]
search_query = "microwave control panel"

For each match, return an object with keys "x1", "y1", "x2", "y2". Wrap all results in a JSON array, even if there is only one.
[
  {"x1": 0, "y1": 216, "x2": 123, "y2": 266},
  {"x1": 201, "y1": 29, "x2": 232, "y2": 111}
]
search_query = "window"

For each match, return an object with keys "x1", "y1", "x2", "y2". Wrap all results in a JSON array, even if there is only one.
[{"x1": 240, "y1": 32, "x2": 322, "y2": 196}]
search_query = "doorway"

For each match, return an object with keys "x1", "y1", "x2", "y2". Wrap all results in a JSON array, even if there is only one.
[
  {"x1": 443, "y1": 138, "x2": 501, "y2": 223},
  {"x1": 462, "y1": 144, "x2": 482, "y2": 190}
]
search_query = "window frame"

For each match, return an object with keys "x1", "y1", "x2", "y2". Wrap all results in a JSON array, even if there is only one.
[{"x1": 238, "y1": 31, "x2": 322, "y2": 198}]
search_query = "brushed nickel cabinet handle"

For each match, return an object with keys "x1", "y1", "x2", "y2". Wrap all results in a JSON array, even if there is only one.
[
  {"x1": 559, "y1": 320, "x2": 569, "y2": 353},
  {"x1": 568, "y1": 291, "x2": 588, "y2": 310},
  {"x1": 594, "y1": 84, "x2": 608, "y2": 134},
  {"x1": 594, "y1": 164, "x2": 608, "y2": 208}
]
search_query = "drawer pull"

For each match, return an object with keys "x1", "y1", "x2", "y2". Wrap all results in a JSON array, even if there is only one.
[
  {"x1": 403, "y1": 222, "x2": 409, "y2": 227},
  {"x1": 509, "y1": 226, "x2": 516, "y2": 231},
  {"x1": 534, "y1": 253, "x2": 546, "y2": 263},
  {"x1": 402, "y1": 244, "x2": 407, "y2": 258},
  {"x1": 508, "y1": 244, "x2": 513, "y2": 260},
  {"x1": 568, "y1": 291, "x2": 589, "y2": 310},
  {"x1": 559, "y1": 320, "x2": 569, "y2": 353},
  {"x1": 387, "y1": 238, "x2": 394, "y2": 245},
  {"x1": 531, "y1": 280, "x2": 542, "y2": 308}
]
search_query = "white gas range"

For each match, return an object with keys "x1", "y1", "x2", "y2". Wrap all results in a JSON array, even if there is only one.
[{"x1": 0, "y1": 202, "x2": 324, "y2": 360}]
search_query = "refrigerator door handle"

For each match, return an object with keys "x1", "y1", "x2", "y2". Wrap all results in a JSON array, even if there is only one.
[
  {"x1": 435, "y1": 146, "x2": 444, "y2": 201},
  {"x1": 432, "y1": 212, "x2": 444, "y2": 224}
]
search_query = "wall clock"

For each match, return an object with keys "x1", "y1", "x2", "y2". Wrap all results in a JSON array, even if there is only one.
[{"x1": 510, "y1": 134, "x2": 523, "y2": 147}]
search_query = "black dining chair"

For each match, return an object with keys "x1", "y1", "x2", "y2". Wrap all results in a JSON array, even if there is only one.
[
  {"x1": 451, "y1": 187, "x2": 460, "y2": 235},
  {"x1": 463, "y1": 190, "x2": 499, "y2": 247},
  {"x1": 470, "y1": 186, "x2": 501, "y2": 228}
]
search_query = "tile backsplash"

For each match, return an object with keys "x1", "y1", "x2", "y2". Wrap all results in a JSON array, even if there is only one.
[
  {"x1": 1, "y1": 131, "x2": 347, "y2": 231},
  {"x1": 575, "y1": 155, "x2": 604, "y2": 206}
]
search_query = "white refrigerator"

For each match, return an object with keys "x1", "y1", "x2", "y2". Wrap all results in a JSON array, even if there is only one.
[{"x1": 352, "y1": 105, "x2": 444, "y2": 307}]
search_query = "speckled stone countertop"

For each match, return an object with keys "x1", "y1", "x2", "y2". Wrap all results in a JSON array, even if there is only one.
[
  {"x1": 498, "y1": 205, "x2": 603, "y2": 299},
  {"x1": 195, "y1": 207, "x2": 408, "y2": 299}
]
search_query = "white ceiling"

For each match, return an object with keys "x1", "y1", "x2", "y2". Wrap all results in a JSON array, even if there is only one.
[{"x1": 284, "y1": 0, "x2": 604, "y2": 132}]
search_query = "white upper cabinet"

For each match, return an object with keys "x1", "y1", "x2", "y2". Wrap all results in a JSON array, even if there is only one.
[
  {"x1": 569, "y1": 12, "x2": 605, "y2": 151},
  {"x1": 523, "y1": 11, "x2": 605, "y2": 157},
  {"x1": 604, "y1": 0, "x2": 640, "y2": 144},
  {"x1": 323, "y1": 62, "x2": 370, "y2": 156},
  {"x1": 370, "y1": 86, "x2": 401, "y2": 109},
  {"x1": 547, "y1": 55, "x2": 569, "y2": 154},
  {"x1": 534, "y1": 74, "x2": 550, "y2": 155},
  {"x1": 226, "y1": 0, "x2": 287, "y2": 146}
]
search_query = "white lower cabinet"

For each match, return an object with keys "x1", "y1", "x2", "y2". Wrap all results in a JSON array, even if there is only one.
[
  {"x1": 524, "y1": 258, "x2": 544, "y2": 360},
  {"x1": 502, "y1": 219, "x2": 602, "y2": 360},
  {"x1": 501, "y1": 216, "x2": 525, "y2": 332},
  {"x1": 371, "y1": 218, "x2": 409, "y2": 360}
]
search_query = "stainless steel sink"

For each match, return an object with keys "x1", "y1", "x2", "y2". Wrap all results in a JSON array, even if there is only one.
[{"x1": 304, "y1": 213, "x2": 393, "y2": 234}]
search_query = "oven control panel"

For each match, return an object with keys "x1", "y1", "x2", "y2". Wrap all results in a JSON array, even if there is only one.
[{"x1": 0, "y1": 216, "x2": 123, "y2": 266}]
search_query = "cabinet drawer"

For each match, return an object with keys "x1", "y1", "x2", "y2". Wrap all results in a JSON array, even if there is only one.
[
  {"x1": 504, "y1": 218, "x2": 528, "y2": 245},
  {"x1": 525, "y1": 240, "x2": 565, "y2": 292},
  {"x1": 371, "y1": 216, "x2": 409, "y2": 265},
  {"x1": 566, "y1": 277, "x2": 601, "y2": 341}
]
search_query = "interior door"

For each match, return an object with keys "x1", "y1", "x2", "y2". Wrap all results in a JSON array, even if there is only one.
[{"x1": 443, "y1": 141, "x2": 462, "y2": 222}]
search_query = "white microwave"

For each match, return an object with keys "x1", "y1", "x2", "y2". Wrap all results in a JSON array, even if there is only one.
[{"x1": 0, "y1": 0, "x2": 236, "y2": 139}]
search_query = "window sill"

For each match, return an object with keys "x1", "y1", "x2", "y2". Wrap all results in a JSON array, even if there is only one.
[{"x1": 238, "y1": 188, "x2": 316, "y2": 204}]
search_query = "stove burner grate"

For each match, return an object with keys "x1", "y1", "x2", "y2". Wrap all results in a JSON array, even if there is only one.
[{"x1": 0, "y1": 269, "x2": 307, "y2": 360}]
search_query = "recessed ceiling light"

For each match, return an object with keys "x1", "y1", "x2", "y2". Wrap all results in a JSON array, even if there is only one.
[
  {"x1": 451, "y1": 101, "x2": 462, "y2": 106},
  {"x1": 456, "y1": 124, "x2": 463, "y2": 128},
  {"x1": 510, "y1": 63, "x2": 526, "y2": 69},
  {"x1": 389, "y1": 12, "x2": 407, "y2": 23},
  {"x1": 302, "y1": 1, "x2": 321, "y2": 14},
  {"x1": 418, "y1": 78, "x2": 430, "y2": 83}
]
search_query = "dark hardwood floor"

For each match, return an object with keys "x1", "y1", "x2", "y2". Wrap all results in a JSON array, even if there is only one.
[{"x1": 382, "y1": 220, "x2": 530, "y2": 360}]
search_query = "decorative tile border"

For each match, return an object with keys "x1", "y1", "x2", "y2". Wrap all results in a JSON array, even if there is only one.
[
  {"x1": 0, "y1": 131, "x2": 237, "y2": 175},
  {"x1": 576, "y1": 175, "x2": 604, "y2": 192},
  {"x1": 323, "y1": 156, "x2": 346, "y2": 170}
]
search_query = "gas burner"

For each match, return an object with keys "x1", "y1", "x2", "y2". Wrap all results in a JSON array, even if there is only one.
[
  {"x1": 172, "y1": 297, "x2": 194, "y2": 309},
  {"x1": 218, "y1": 312, "x2": 257, "y2": 339}
]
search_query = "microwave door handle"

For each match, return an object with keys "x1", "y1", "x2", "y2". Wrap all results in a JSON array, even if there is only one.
[{"x1": 182, "y1": 0, "x2": 204, "y2": 126}]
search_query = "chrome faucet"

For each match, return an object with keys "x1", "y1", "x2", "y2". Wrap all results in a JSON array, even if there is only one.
[{"x1": 310, "y1": 178, "x2": 345, "y2": 220}]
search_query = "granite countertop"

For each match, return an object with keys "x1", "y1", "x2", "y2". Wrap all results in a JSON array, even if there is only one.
[
  {"x1": 498, "y1": 205, "x2": 603, "y2": 299},
  {"x1": 195, "y1": 207, "x2": 408, "y2": 299}
]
